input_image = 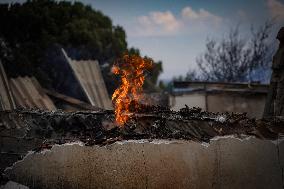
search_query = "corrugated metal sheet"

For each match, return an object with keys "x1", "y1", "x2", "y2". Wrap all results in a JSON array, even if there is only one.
[
  {"x1": 10, "y1": 76, "x2": 56, "y2": 110},
  {"x1": 0, "y1": 61, "x2": 16, "y2": 110},
  {"x1": 62, "y1": 49, "x2": 113, "y2": 110}
]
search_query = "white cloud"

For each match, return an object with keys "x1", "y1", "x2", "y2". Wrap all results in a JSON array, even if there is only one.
[
  {"x1": 136, "y1": 11, "x2": 181, "y2": 36},
  {"x1": 132, "y1": 6, "x2": 222, "y2": 37},
  {"x1": 181, "y1": 6, "x2": 222, "y2": 23},
  {"x1": 267, "y1": 0, "x2": 284, "y2": 20}
]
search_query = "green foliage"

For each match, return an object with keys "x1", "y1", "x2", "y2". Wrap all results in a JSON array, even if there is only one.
[{"x1": 0, "y1": 0, "x2": 163, "y2": 94}]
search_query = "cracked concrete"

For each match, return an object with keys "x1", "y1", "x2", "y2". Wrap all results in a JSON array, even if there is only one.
[
  {"x1": 0, "y1": 181, "x2": 29, "y2": 189},
  {"x1": 3, "y1": 137, "x2": 284, "y2": 189}
]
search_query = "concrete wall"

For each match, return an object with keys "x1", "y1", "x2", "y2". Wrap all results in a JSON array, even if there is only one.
[
  {"x1": 171, "y1": 92, "x2": 266, "y2": 118},
  {"x1": 170, "y1": 93, "x2": 206, "y2": 111},
  {"x1": 5, "y1": 137, "x2": 284, "y2": 189},
  {"x1": 207, "y1": 93, "x2": 266, "y2": 118}
]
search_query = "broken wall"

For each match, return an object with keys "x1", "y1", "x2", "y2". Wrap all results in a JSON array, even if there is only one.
[{"x1": 4, "y1": 138, "x2": 284, "y2": 189}]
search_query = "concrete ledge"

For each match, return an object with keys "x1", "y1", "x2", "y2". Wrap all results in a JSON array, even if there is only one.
[{"x1": 5, "y1": 137, "x2": 284, "y2": 189}]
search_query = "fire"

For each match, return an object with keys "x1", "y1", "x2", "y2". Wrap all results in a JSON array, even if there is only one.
[{"x1": 112, "y1": 54, "x2": 153, "y2": 126}]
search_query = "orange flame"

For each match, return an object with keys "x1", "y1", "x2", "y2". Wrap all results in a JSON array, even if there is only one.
[{"x1": 112, "y1": 54, "x2": 153, "y2": 126}]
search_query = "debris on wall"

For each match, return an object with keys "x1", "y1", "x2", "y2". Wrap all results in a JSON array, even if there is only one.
[{"x1": 1, "y1": 106, "x2": 284, "y2": 173}]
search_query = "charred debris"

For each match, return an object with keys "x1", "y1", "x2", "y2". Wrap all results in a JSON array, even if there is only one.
[
  {"x1": 1, "y1": 105, "x2": 284, "y2": 180},
  {"x1": 1, "y1": 106, "x2": 283, "y2": 148}
]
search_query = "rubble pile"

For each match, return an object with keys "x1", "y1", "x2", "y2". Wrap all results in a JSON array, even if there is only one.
[
  {"x1": 1, "y1": 106, "x2": 284, "y2": 186},
  {"x1": 1, "y1": 106, "x2": 283, "y2": 147}
]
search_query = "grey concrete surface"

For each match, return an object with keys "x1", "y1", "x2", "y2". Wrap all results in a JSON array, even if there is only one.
[
  {"x1": 4, "y1": 137, "x2": 284, "y2": 189},
  {"x1": 0, "y1": 181, "x2": 29, "y2": 189}
]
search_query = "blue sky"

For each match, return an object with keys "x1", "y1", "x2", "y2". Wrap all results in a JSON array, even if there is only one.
[
  {"x1": 2, "y1": 0, "x2": 284, "y2": 80},
  {"x1": 79, "y1": 0, "x2": 284, "y2": 80}
]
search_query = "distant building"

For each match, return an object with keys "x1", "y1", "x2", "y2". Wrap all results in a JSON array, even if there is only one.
[{"x1": 170, "y1": 81, "x2": 269, "y2": 118}]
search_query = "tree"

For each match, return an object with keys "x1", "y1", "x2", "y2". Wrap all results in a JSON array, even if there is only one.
[
  {"x1": 0, "y1": 0, "x2": 163, "y2": 94},
  {"x1": 194, "y1": 22, "x2": 274, "y2": 83},
  {"x1": 185, "y1": 69, "x2": 200, "y2": 81}
]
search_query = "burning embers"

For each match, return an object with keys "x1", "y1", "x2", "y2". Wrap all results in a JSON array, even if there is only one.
[{"x1": 112, "y1": 54, "x2": 152, "y2": 126}]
